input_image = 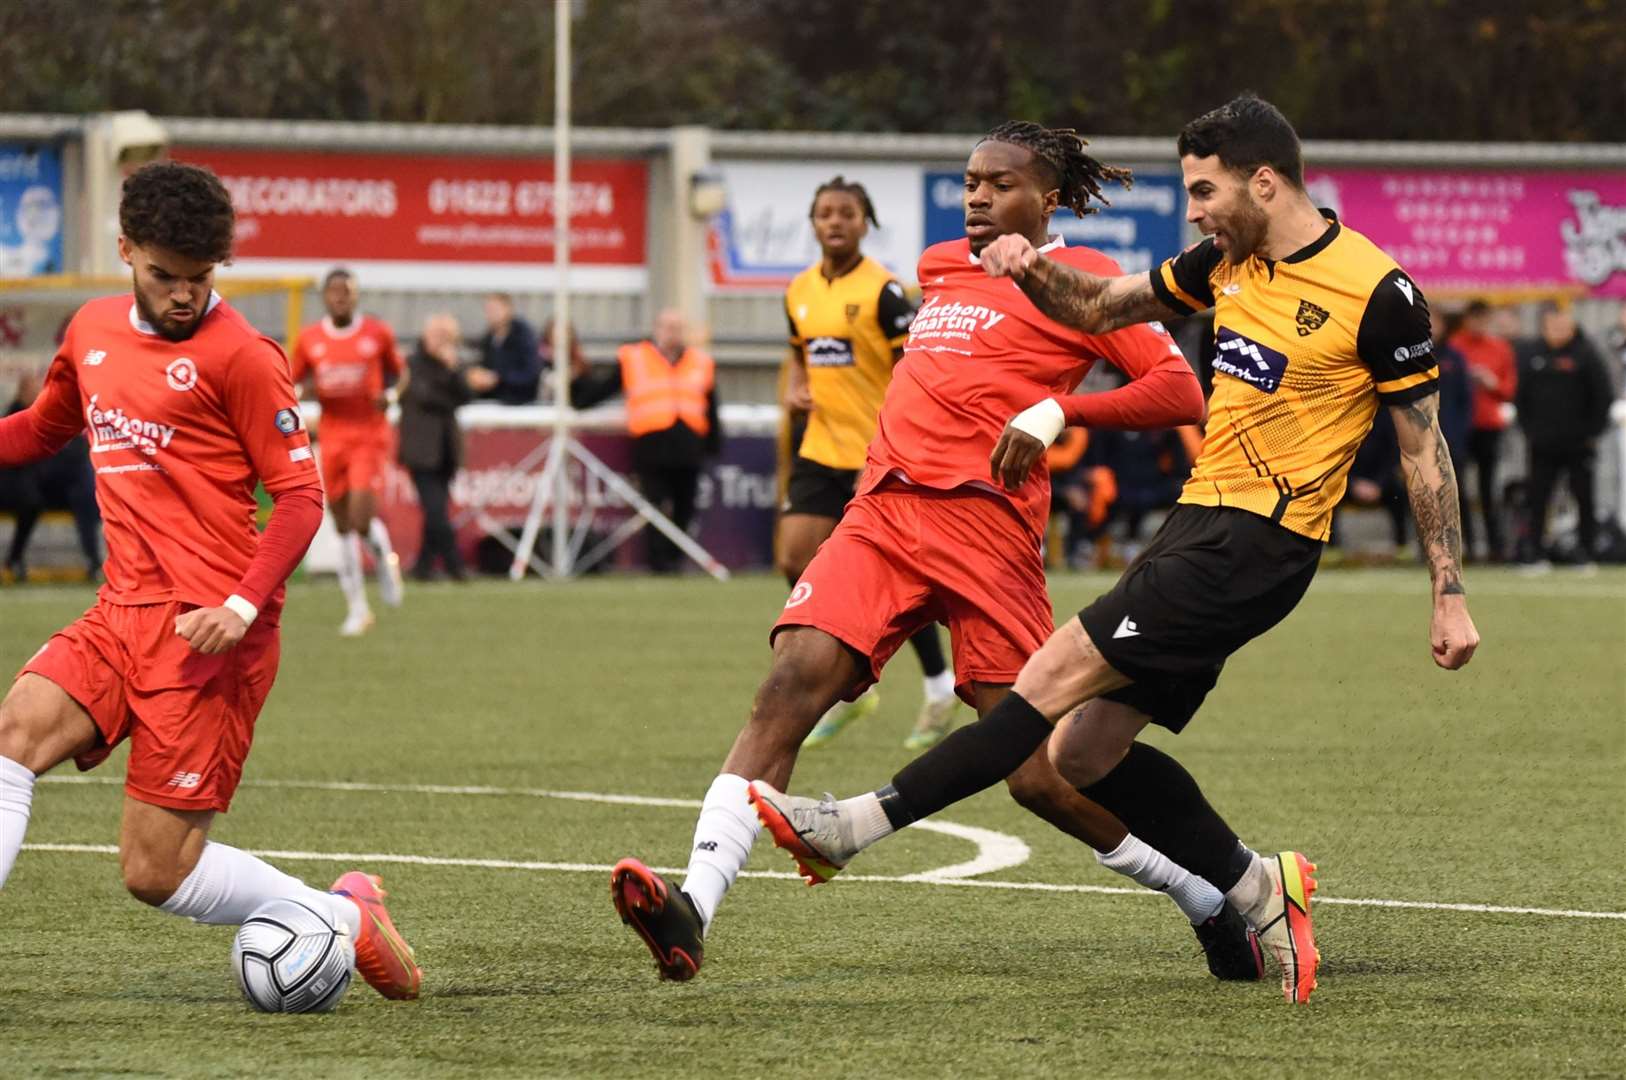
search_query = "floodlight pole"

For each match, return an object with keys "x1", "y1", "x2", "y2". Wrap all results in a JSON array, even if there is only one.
[
  {"x1": 550, "y1": 0, "x2": 573, "y2": 576},
  {"x1": 503, "y1": 0, "x2": 729, "y2": 582}
]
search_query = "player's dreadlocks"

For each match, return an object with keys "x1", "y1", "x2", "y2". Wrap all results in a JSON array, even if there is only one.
[
  {"x1": 981, "y1": 121, "x2": 1133, "y2": 217},
  {"x1": 808, "y1": 175, "x2": 881, "y2": 228},
  {"x1": 119, "y1": 161, "x2": 235, "y2": 264}
]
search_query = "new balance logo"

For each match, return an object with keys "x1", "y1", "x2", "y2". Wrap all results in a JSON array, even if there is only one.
[
  {"x1": 1113, "y1": 616, "x2": 1141, "y2": 639},
  {"x1": 166, "y1": 771, "x2": 202, "y2": 790},
  {"x1": 82, "y1": 349, "x2": 107, "y2": 366}
]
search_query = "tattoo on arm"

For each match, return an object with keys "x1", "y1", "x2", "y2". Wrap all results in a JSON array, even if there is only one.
[
  {"x1": 1392, "y1": 395, "x2": 1466, "y2": 597},
  {"x1": 1016, "y1": 265, "x2": 1177, "y2": 334}
]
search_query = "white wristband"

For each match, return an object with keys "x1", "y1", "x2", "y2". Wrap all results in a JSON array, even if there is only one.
[
  {"x1": 223, "y1": 594, "x2": 259, "y2": 626},
  {"x1": 1008, "y1": 397, "x2": 1067, "y2": 447}
]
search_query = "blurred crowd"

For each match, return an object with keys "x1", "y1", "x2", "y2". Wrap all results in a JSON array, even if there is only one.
[{"x1": 1045, "y1": 299, "x2": 1626, "y2": 572}]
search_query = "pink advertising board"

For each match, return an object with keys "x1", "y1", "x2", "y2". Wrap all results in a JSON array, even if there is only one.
[{"x1": 1302, "y1": 170, "x2": 1626, "y2": 296}]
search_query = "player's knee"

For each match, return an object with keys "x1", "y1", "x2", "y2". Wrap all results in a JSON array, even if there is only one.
[
  {"x1": 1004, "y1": 766, "x2": 1061, "y2": 816},
  {"x1": 120, "y1": 845, "x2": 189, "y2": 907},
  {"x1": 1047, "y1": 731, "x2": 1121, "y2": 789},
  {"x1": 774, "y1": 551, "x2": 808, "y2": 586}
]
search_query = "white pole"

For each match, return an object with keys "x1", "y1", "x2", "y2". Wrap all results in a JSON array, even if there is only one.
[{"x1": 551, "y1": 0, "x2": 573, "y2": 576}]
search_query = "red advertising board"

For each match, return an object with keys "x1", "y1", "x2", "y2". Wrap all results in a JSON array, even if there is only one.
[{"x1": 172, "y1": 147, "x2": 648, "y2": 289}]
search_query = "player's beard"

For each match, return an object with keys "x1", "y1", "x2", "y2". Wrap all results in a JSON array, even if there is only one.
[
  {"x1": 1221, "y1": 197, "x2": 1270, "y2": 264},
  {"x1": 133, "y1": 286, "x2": 202, "y2": 343}
]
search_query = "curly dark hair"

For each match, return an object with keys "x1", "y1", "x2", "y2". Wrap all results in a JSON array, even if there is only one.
[
  {"x1": 1177, "y1": 94, "x2": 1304, "y2": 189},
  {"x1": 808, "y1": 175, "x2": 880, "y2": 228},
  {"x1": 119, "y1": 161, "x2": 235, "y2": 263},
  {"x1": 981, "y1": 121, "x2": 1133, "y2": 217}
]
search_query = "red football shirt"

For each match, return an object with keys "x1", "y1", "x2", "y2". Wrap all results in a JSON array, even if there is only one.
[
  {"x1": 16, "y1": 294, "x2": 319, "y2": 615},
  {"x1": 288, "y1": 315, "x2": 403, "y2": 427},
  {"x1": 860, "y1": 237, "x2": 1197, "y2": 538}
]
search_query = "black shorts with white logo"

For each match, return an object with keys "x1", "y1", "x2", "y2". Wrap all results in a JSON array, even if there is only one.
[
  {"x1": 1078, "y1": 504, "x2": 1322, "y2": 733},
  {"x1": 784, "y1": 455, "x2": 861, "y2": 520}
]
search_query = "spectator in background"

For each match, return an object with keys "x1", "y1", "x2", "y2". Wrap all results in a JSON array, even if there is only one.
[
  {"x1": 1430, "y1": 306, "x2": 1473, "y2": 535},
  {"x1": 1514, "y1": 303, "x2": 1614, "y2": 570},
  {"x1": 1450, "y1": 299, "x2": 1516, "y2": 561},
  {"x1": 398, "y1": 314, "x2": 498, "y2": 581},
  {"x1": 0, "y1": 371, "x2": 100, "y2": 582},
  {"x1": 573, "y1": 308, "x2": 720, "y2": 573},
  {"x1": 475, "y1": 292, "x2": 542, "y2": 404},
  {"x1": 540, "y1": 318, "x2": 591, "y2": 402}
]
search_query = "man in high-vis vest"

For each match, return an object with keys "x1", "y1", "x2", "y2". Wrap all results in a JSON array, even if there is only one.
[{"x1": 574, "y1": 309, "x2": 721, "y2": 572}]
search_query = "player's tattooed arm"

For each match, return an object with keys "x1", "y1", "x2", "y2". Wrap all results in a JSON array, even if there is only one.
[
  {"x1": 979, "y1": 235, "x2": 1177, "y2": 333},
  {"x1": 1391, "y1": 393, "x2": 1480, "y2": 669},
  {"x1": 1017, "y1": 263, "x2": 1177, "y2": 334}
]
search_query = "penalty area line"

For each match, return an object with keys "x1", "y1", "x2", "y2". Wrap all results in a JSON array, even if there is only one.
[{"x1": 19, "y1": 842, "x2": 1626, "y2": 922}]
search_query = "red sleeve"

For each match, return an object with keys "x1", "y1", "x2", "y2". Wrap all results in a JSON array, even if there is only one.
[
  {"x1": 287, "y1": 331, "x2": 310, "y2": 385},
  {"x1": 0, "y1": 346, "x2": 85, "y2": 467},
  {"x1": 1056, "y1": 322, "x2": 1206, "y2": 430},
  {"x1": 222, "y1": 337, "x2": 325, "y2": 607},
  {"x1": 379, "y1": 322, "x2": 405, "y2": 377}
]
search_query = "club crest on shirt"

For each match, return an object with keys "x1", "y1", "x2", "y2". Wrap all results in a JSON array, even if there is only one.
[
  {"x1": 1294, "y1": 299, "x2": 1331, "y2": 337},
  {"x1": 845, "y1": 303, "x2": 860, "y2": 322},
  {"x1": 166, "y1": 358, "x2": 198, "y2": 392}
]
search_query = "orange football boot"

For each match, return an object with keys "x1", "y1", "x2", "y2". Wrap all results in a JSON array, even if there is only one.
[{"x1": 330, "y1": 871, "x2": 423, "y2": 1000}]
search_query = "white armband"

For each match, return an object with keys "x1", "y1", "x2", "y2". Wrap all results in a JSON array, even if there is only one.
[
  {"x1": 1008, "y1": 398, "x2": 1066, "y2": 447},
  {"x1": 223, "y1": 594, "x2": 259, "y2": 626}
]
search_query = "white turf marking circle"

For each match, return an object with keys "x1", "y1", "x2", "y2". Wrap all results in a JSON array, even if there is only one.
[{"x1": 34, "y1": 775, "x2": 1626, "y2": 922}]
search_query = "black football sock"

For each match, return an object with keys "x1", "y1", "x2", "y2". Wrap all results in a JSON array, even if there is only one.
[
  {"x1": 906, "y1": 624, "x2": 948, "y2": 679},
  {"x1": 881, "y1": 691, "x2": 1052, "y2": 829},
  {"x1": 1079, "y1": 742, "x2": 1253, "y2": 892}
]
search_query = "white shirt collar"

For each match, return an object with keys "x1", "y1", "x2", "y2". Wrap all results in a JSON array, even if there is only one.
[
  {"x1": 966, "y1": 235, "x2": 1065, "y2": 265},
  {"x1": 129, "y1": 290, "x2": 222, "y2": 337},
  {"x1": 321, "y1": 314, "x2": 364, "y2": 339}
]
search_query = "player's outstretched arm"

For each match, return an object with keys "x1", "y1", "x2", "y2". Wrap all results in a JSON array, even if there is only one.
[
  {"x1": 1390, "y1": 393, "x2": 1479, "y2": 670},
  {"x1": 979, "y1": 234, "x2": 1179, "y2": 333}
]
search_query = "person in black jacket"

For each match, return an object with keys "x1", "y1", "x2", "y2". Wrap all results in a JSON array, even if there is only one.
[
  {"x1": 1515, "y1": 303, "x2": 1615, "y2": 566},
  {"x1": 398, "y1": 314, "x2": 497, "y2": 580},
  {"x1": 0, "y1": 371, "x2": 101, "y2": 582},
  {"x1": 475, "y1": 293, "x2": 542, "y2": 405}
]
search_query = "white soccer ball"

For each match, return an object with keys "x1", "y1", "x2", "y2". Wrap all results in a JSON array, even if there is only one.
[{"x1": 232, "y1": 898, "x2": 355, "y2": 1013}]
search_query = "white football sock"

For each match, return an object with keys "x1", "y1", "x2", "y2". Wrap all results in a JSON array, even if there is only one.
[
  {"x1": 0, "y1": 755, "x2": 37, "y2": 888},
  {"x1": 1095, "y1": 834, "x2": 1225, "y2": 924},
  {"x1": 367, "y1": 517, "x2": 395, "y2": 563},
  {"x1": 680, "y1": 773, "x2": 760, "y2": 934},
  {"x1": 922, "y1": 669, "x2": 956, "y2": 704},
  {"x1": 158, "y1": 841, "x2": 361, "y2": 937},
  {"x1": 837, "y1": 791, "x2": 895, "y2": 850},
  {"x1": 336, "y1": 532, "x2": 369, "y2": 616},
  {"x1": 1226, "y1": 850, "x2": 1274, "y2": 928}
]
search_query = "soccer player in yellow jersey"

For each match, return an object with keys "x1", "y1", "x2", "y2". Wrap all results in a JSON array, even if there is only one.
[
  {"x1": 753, "y1": 96, "x2": 1480, "y2": 1006},
  {"x1": 778, "y1": 178, "x2": 960, "y2": 750}
]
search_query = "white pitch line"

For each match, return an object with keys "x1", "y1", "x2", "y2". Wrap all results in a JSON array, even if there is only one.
[
  {"x1": 38, "y1": 774, "x2": 1029, "y2": 881},
  {"x1": 19, "y1": 842, "x2": 1626, "y2": 922}
]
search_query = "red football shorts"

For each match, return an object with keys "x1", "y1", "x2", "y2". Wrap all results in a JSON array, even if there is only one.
[
  {"x1": 19, "y1": 600, "x2": 281, "y2": 812},
  {"x1": 319, "y1": 419, "x2": 392, "y2": 501},
  {"x1": 773, "y1": 481, "x2": 1053, "y2": 703}
]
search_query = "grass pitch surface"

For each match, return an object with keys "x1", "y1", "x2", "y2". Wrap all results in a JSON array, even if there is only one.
[{"x1": 2, "y1": 568, "x2": 1623, "y2": 1079}]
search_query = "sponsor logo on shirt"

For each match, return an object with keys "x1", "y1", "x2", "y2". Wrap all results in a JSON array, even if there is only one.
[
  {"x1": 166, "y1": 357, "x2": 198, "y2": 392},
  {"x1": 1213, "y1": 329, "x2": 1289, "y2": 394},
  {"x1": 806, "y1": 337, "x2": 856, "y2": 368},
  {"x1": 315, "y1": 362, "x2": 370, "y2": 395},
  {"x1": 906, "y1": 296, "x2": 1007, "y2": 344},
  {"x1": 84, "y1": 394, "x2": 178, "y2": 457},
  {"x1": 1392, "y1": 340, "x2": 1433, "y2": 364}
]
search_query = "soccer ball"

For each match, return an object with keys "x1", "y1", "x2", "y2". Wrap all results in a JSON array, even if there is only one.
[{"x1": 232, "y1": 898, "x2": 355, "y2": 1013}]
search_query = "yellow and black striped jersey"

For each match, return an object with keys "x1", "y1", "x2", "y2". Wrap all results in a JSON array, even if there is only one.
[
  {"x1": 1151, "y1": 211, "x2": 1437, "y2": 541},
  {"x1": 785, "y1": 256, "x2": 916, "y2": 471}
]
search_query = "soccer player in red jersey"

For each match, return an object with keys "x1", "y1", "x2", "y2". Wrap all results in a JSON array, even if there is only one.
[
  {"x1": 0, "y1": 163, "x2": 421, "y2": 1000},
  {"x1": 612, "y1": 123, "x2": 1264, "y2": 984},
  {"x1": 290, "y1": 269, "x2": 407, "y2": 636}
]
